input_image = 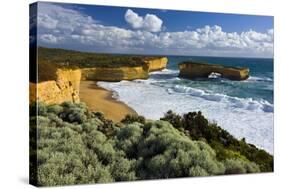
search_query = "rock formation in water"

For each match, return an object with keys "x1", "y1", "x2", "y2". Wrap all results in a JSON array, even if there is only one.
[{"x1": 178, "y1": 61, "x2": 249, "y2": 81}]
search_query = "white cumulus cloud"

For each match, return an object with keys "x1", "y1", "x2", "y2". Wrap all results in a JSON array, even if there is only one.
[
  {"x1": 34, "y1": 3, "x2": 274, "y2": 58},
  {"x1": 125, "y1": 9, "x2": 163, "y2": 32}
]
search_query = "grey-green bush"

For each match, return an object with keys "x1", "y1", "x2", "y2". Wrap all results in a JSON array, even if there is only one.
[
  {"x1": 224, "y1": 159, "x2": 260, "y2": 174},
  {"x1": 30, "y1": 102, "x2": 261, "y2": 186}
]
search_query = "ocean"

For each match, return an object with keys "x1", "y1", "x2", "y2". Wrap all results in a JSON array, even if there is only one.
[{"x1": 98, "y1": 56, "x2": 274, "y2": 154}]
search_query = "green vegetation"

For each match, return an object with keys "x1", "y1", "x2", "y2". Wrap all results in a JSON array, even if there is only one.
[
  {"x1": 160, "y1": 110, "x2": 273, "y2": 172},
  {"x1": 38, "y1": 47, "x2": 159, "y2": 68},
  {"x1": 30, "y1": 102, "x2": 268, "y2": 186},
  {"x1": 121, "y1": 114, "x2": 146, "y2": 124},
  {"x1": 178, "y1": 60, "x2": 247, "y2": 70}
]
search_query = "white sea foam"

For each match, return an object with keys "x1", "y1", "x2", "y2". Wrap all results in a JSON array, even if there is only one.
[
  {"x1": 151, "y1": 68, "x2": 179, "y2": 75},
  {"x1": 98, "y1": 78, "x2": 274, "y2": 154},
  {"x1": 208, "y1": 72, "x2": 222, "y2": 79},
  {"x1": 247, "y1": 76, "x2": 273, "y2": 82},
  {"x1": 172, "y1": 85, "x2": 273, "y2": 113}
]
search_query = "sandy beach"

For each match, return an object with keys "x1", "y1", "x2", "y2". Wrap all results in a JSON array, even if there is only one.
[{"x1": 79, "y1": 81, "x2": 137, "y2": 122}]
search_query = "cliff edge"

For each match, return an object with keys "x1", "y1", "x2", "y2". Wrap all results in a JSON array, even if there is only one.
[
  {"x1": 81, "y1": 66, "x2": 149, "y2": 81},
  {"x1": 30, "y1": 61, "x2": 81, "y2": 105},
  {"x1": 81, "y1": 57, "x2": 168, "y2": 81},
  {"x1": 144, "y1": 57, "x2": 168, "y2": 72},
  {"x1": 31, "y1": 47, "x2": 169, "y2": 104}
]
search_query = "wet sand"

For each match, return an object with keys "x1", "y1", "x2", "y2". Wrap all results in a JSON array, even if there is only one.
[{"x1": 79, "y1": 81, "x2": 137, "y2": 122}]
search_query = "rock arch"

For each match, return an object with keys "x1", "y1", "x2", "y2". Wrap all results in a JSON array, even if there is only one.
[{"x1": 178, "y1": 61, "x2": 249, "y2": 81}]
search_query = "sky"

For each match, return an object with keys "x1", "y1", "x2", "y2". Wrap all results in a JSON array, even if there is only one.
[{"x1": 31, "y1": 2, "x2": 274, "y2": 58}]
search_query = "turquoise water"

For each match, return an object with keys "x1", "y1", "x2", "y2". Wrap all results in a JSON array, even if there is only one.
[
  {"x1": 98, "y1": 56, "x2": 274, "y2": 153},
  {"x1": 167, "y1": 56, "x2": 274, "y2": 104}
]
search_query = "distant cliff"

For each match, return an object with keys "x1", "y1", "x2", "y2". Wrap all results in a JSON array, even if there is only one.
[
  {"x1": 31, "y1": 47, "x2": 169, "y2": 104},
  {"x1": 81, "y1": 66, "x2": 149, "y2": 81},
  {"x1": 81, "y1": 57, "x2": 168, "y2": 81},
  {"x1": 38, "y1": 47, "x2": 168, "y2": 70},
  {"x1": 144, "y1": 57, "x2": 168, "y2": 72},
  {"x1": 179, "y1": 61, "x2": 249, "y2": 81},
  {"x1": 37, "y1": 47, "x2": 168, "y2": 82}
]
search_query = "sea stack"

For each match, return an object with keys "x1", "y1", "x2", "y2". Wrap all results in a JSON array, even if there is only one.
[{"x1": 178, "y1": 61, "x2": 249, "y2": 81}]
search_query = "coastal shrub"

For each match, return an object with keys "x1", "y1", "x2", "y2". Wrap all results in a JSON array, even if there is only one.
[
  {"x1": 29, "y1": 102, "x2": 48, "y2": 116},
  {"x1": 47, "y1": 104, "x2": 64, "y2": 115},
  {"x1": 189, "y1": 166, "x2": 209, "y2": 177},
  {"x1": 160, "y1": 110, "x2": 183, "y2": 129},
  {"x1": 224, "y1": 159, "x2": 260, "y2": 174},
  {"x1": 30, "y1": 102, "x2": 265, "y2": 186},
  {"x1": 161, "y1": 111, "x2": 273, "y2": 172},
  {"x1": 114, "y1": 123, "x2": 143, "y2": 158},
  {"x1": 90, "y1": 111, "x2": 119, "y2": 137},
  {"x1": 31, "y1": 103, "x2": 135, "y2": 186},
  {"x1": 92, "y1": 111, "x2": 105, "y2": 120},
  {"x1": 29, "y1": 115, "x2": 38, "y2": 185},
  {"x1": 109, "y1": 157, "x2": 137, "y2": 181},
  {"x1": 121, "y1": 114, "x2": 146, "y2": 124},
  {"x1": 59, "y1": 102, "x2": 90, "y2": 124},
  {"x1": 114, "y1": 121, "x2": 225, "y2": 179}
]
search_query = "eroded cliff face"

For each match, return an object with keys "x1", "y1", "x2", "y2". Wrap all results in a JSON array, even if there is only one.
[
  {"x1": 30, "y1": 57, "x2": 168, "y2": 104},
  {"x1": 81, "y1": 66, "x2": 149, "y2": 81},
  {"x1": 81, "y1": 57, "x2": 168, "y2": 81},
  {"x1": 30, "y1": 69, "x2": 81, "y2": 105},
  {"x1": 179, "y1": 62, "x2": 249, "y2": 81},
  {"x1": 145, "y1": 57, "x2": 168, "y2": 72}
]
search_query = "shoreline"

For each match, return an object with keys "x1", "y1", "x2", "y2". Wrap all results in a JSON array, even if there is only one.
[
  {"x1": 79, "y1": 81, "x2": 137, "y2": 122},
  {"x1": 97, "y1": 78, "x2": 273, "y2": 154}
]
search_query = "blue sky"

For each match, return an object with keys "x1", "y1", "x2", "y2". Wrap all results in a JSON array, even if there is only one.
[
  {"x1": 32, "y1": 2, "x2": 274, "y2": 58},
  {"x1": 72, "y1": 4, "x2": 273, "y2": 33}
]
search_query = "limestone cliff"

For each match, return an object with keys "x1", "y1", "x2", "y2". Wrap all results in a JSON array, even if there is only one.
[
  {"x1": 178, "y1": 61, "x2": 249, "y2": 81},
  {"x1": 30, "y1": 69, "x2": 81, "y2": 105},
  {"x1": 144, "y1": 57, "x2": 168, "y2": 72},
  {"x1": 30, "y1": 53, "x2": 168, "y2": 105},
  {"x1": 81, "y1": 66, "x2": 149, "y2": 81},
  {"x1": 81, "y1": 57, "x2": 167, "y2": 81}
]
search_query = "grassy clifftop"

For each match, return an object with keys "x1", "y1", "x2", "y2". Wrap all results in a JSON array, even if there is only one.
[{"x1": 38, "y1": 47, "x2": 163, "y2": 68}]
